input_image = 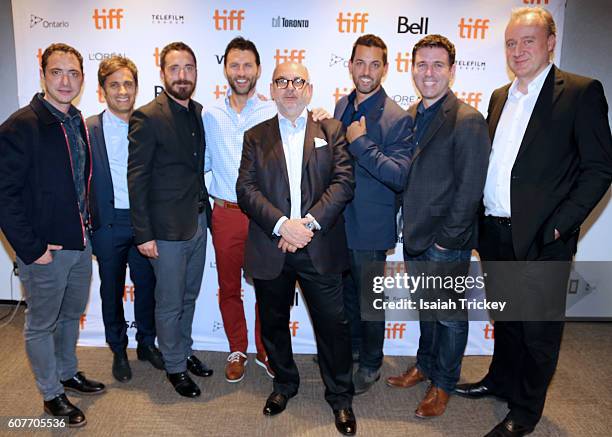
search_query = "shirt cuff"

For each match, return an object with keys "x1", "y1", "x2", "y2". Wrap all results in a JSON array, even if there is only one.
[
  {"x1": 306, "y1": 213, "x2": 321, "y2": 231},
  {"x1": 273, "y1": 216, "x2": 289, "y2": 236}
]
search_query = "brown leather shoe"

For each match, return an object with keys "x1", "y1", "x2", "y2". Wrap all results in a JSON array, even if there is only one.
[
  {"x1": 415, "y1": 385, "x2": 450, "y2": 418},
  {"x1": 225, "y1": 351, "x2": 247, "y2": 383},
  {"x1": 386, "y1": 366, "x2": 427, "y2": 388},
  {"x1": 255, "y1": 353, "x2": 275, "y2": 379}
]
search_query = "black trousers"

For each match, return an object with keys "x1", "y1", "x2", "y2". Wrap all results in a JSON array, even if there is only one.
[
  {"x1": 479, "y1": 216, "x2": 570, "y2": 428},
  {"x1": 253, "y1": 250, "x2": 354, "y2": 410}
]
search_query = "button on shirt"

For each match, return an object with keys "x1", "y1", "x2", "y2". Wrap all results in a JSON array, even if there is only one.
[
  {"x1": 102, "y1": 110, "x2": 130, "y2": 209},
  {"x1": 203, "y1": 91, "x2": 277, "y2": 202},
  {"x1": 484, "y1": 63, "x2": 552, "y2": 217}
]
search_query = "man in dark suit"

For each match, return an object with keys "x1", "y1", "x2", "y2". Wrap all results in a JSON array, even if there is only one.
[
  {"x1": 455, "y1": 8, "x2": 612, "y2": 436},
  {"x1": 128, "y1": 42, "x2": 213, "y2": 398},
  {"x1": 88, "y1": 56, "x2": 163, "y2": 383},
  {"x1": 236, "y1": 62, "x2": 357, "y2": 436},
  {"x1": 385, "y1": 35, "x2": 490, "y2": 418},
  {"x1": 333, "y1": 34, "x2": 413, "y2": 395}
]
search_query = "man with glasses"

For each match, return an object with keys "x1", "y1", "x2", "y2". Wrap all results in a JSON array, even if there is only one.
[
  {"x1": 237, "y1": 62, "x2": 357, "y2": 435},
  {"x1": 128, "y1": 42, "x2": 213, "y2": 398}
]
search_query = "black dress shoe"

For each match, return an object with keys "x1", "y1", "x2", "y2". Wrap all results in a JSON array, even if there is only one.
[
  {"x1": 455, "y1": 379, "x2": 497, "y2": 399},
  {"x1": 187, "y1": 355, "x2": 213, "y2": 377},
  {"x1": 43, "y1": 394, "x2": 86, "y2": 428},
  {"x1": 137, "y1": 344, "x2": 165, "y2": 370},
  {"x1": 112, "y1": 351, "x2": 132, "y2": 382},
  {"x1": 61, "y1": 372, "x2": 106, "y2": 395},
  {"x1": 334, "y1": 408, "x2": 357, "y2": 436},
  {"x1": 263, "y1": 392, "x2": 289, "y2": 416},
  {"x1": 484, "y1": 418, "x2": 534, "y2": 437},
  {"x1": 167, "y1": 371, "x2": 201, "y2": 398}
]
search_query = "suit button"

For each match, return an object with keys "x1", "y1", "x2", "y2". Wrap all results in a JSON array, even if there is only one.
[{"x1": 107, "y1": 224, "x2": 112, "y2": 228}]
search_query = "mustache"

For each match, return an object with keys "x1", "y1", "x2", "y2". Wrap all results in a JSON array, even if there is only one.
[
  {"x1": 358, "y1": 75, "x2": 374, "y2": 81},
  {"x1": 172, "y1": 80, "x2": 194, "y2": 86}
]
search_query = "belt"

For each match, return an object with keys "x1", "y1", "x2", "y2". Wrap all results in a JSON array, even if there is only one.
[
  {"x1": 213, "y1": 198, "x2": 241, "y2": 210},
  {"x1": 486, "y1": 216, "x2": 512, "y2": 227}
]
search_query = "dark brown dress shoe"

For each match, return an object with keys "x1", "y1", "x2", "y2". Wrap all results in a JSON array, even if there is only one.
[
  {"x1": 187, "y1": 355, "x2": 213, "y2": 377},
  {"x1": 334, "y1": 408, "x2": 357, "y2": 436},
  {"x1": 386, "y1": 365, "x2": 426, "y2": 388},
  {"x1": 167, "y1": 371, "x2": 201, "y2": 397},
  {"x1": 61, "y1": 372, "x2": 106, "y2": 395},
  {"x1": 415, "y1": 385, "x2": 450, "y2": 418},
  {"x1": 43, "y1": 394, "x2": 86, "y2": 428},
  {"x1": 112, "y1": 351, "x2": 132, "y2": 382},
  {"x1": 263, "y1": 392, "x2": 289, "y2": 416},
  {"x1": 455, "y1": 379, "x2": 498, "y2": 399},
  {"x1": 484, "y1": 417, "x2": 534, "y2": 436},
  {"x1": 137, "y1": 344, "x2": 165, "y2": 370}
]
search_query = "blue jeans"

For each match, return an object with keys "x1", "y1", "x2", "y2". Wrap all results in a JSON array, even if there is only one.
[
  {"x1": 405, "y1": 244, "x2": 471, "y2": 393},
  {"x1": 343, "y1": 249, "x2": 386, "y2": 372}
]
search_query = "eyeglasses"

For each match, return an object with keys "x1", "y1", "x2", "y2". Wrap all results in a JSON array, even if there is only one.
[{"x1": 274, "y1": 77, "x2": 308, "y2": 89}]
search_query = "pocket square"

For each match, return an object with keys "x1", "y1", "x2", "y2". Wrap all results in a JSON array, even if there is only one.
[{"x1": 314, "y1": 137, "x2": 328, "y2": 148}]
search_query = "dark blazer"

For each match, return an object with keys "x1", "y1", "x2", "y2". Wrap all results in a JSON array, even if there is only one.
[
  {"x1": 127, "y1": 91, "x2": 211, "y2": 245},
  {"x1": 0, "y1": 94, "x2": 92, "y2": 264},
  {"x1": 403, "y1": 91, "x2": 491, "y2": 256},
  {"x1": 486, "y1": 66, "x2": 612, "y2": 260},
  {"x1": 334, "y1": 88, "x2": 413, "y2": 250},
  {"x1": 87, "y1": 111, "x2": 115, "y2": 233},
  {"x1": 237, "y1": 112, "x2": 354, "y2": 280}
]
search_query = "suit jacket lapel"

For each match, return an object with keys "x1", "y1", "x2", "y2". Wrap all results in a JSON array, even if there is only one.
[
  {"x1": 412, "y1": 93, "x2": 453, "y2": 159},
  {"x1": 93, "y1": 112, "x2": 113, "y2": 189},
  {"x1": 270, "y1": 116, "x2": 290, "y2": 189},
  {"x1": 515, "y1": 66, "x2": 563, "y2": 162},
  {"x1": 302, "y1": 112, "x2": 316, "y2": 174}
]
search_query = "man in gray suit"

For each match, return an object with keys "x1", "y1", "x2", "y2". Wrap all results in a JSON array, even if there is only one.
[{"x1": 385, "y1": 34, "x2": 490, "y2": 418}]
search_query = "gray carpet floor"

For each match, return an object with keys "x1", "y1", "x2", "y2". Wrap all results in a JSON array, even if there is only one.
[{"x1": 0, "y1": 305, "x2": 610, "y2": 436}]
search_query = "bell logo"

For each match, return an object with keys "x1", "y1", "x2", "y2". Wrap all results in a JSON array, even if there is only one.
[
  {"x1": 524, "y1": 0, "x2": 548, "y2": 4},
  {"x1": 289, "y1": 321, "x2": 299, "y2": 336},
  {"x1": 273, "y1": 49, "x2": 306, "y2": 66},
  {"x1": 333, "y1": 87, "x2": 352, "y2": 103},
  {"x1": 92, "y1": 8, "x2": 124, "y2": 30},
  {"x1": 397, "y1": 17, "x2": 429, "y2": 35},
  {"x1": 213, "y1": 9, "x2": 245, "y2": 31},
  {"x1": 123, "y1": 285, "x2": 135, "y2": 303},
  {"x1": 337, "y1": 12, "x2": 368, "y2": 33},
  {"x1": 79, "y1": 314, "x2": 87, "y2": 330},
  {"x1": 458, "y1": 18, "x2": 490, "y2": 39},
  {"x1": 483, "y1": 323, "x2": 495, "y2": 340},
  {"x1": 385, "y1": 322, "x2": 406, "y2": 339},
  {"x1": 455, "y1": 91, "x2": 483, "y2": 110},
  {"x1": 395, "y1": 52, "x2": 411, "y2": 73},
  {"x1": 213, "y1": 84, "x2": 228, "y2": 99}
]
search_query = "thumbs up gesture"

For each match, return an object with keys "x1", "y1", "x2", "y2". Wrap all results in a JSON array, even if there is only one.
[{"x1": 346, "y1": 115, "x2": 367, "y2": 143}]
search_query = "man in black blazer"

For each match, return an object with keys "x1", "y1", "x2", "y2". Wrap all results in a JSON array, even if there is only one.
[
  {"x1": 455, "y1": 8, "x2": 612, "y2": 437},
  {"x1": 88, "y1": 56, "x2": 163, "y2": 383},
  {"x1": 237, "y1": 62, "x2": 357, "y2": 436},
  {"x1": 128, "y1": 42, "x2": 213, "y2": 398}
]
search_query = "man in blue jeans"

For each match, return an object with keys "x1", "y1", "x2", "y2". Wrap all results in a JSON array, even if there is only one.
[
  {"x1": 385, "y1": 35, "x2": 490, "y2": 417},
  {"x1": 334, "y1": 34, "x2": 413, "y2": 395}
]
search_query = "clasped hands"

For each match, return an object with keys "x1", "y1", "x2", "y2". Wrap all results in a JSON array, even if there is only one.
[{"x1": 278, "y1": 217, "x2": 315, "y2": 253}]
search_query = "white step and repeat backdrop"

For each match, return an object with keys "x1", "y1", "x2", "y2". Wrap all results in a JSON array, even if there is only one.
[{"x1": 7, "y1": 0, "x2": 569, "y2": 355}]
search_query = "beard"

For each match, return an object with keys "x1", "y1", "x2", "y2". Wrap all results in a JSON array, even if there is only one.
[
  {"x1": 227, "y1": 75, "x2": 257, "y2": 96},
  {"x1": 164, "y1": 79, "x2": 195, "y2": 101}
]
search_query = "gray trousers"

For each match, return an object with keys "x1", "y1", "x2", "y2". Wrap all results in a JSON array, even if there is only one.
[
  {"x1": 17, "y1": 241, "x2": 92, "y2": 401},
  {"x1": 150, "y1": 213, "x2": 207, "y2": 373}
]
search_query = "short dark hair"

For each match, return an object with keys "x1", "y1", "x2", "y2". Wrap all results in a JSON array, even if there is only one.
[
  {"x1": 350, "y1": 34, "x2": 388, "y2": 65},
  {"x1": 41, "y1": 43, "x2": 83, "y2": 74},
  {"x1": 160, "y1": 42, "x2": 197, "y2": 70},
  {"x1": 412, "y1": 34, "x2": 456, "y2": 66},
  {"x1": 98, "y1": 55, "x2": 138, "y2": 88},
  {"x1": 224, "y1": 36, "x2": 260, "y2": 66}
]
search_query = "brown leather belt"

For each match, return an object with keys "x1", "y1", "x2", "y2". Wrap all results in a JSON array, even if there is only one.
[{"x1": 213, "y1": 198, "x2": 241, "y2": 210}]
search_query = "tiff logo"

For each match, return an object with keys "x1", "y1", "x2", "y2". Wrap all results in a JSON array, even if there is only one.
[
  {"x1": 395, "y1": 52, "x2": 411, "y2": 73},
  {"x1": 274, "y1": 49, "x2": 305, "y2": 66},
  {"x1": 213, "y1": 9, "x2": 244, "y2": 30},
  {"x1": 333, "y1": 87, "x2": 352, "y2": 103},
  {"x1": 92, "y1": 8, "x2": 124, "y2": 30},
  {"x1": 289, "y1": 321, "x2": 299, "y2": 336},
  {"x1": 337, "y1": 12, "x2": 368, "y2": 33},
  {"x1": 397, "y1": 17, "x2": 429, "y2": 34},
  {"x1": 214, "y1": 84, "x2": 229, "y2": 99},
  {"x1": 458, "y1": 18, "x2": 490, "y2": 39},
  {"x1": 123, "y1": 285, "x2": 135, "y2": 303},
  {"x1": 455, "y1": 91, "x2": 483, "y2": 110},
  {"x1": 385, "y1": 322, "x2": 407, "y2": 339},
  {"x1": 483, "y1": 323, "x2": 494, "y2": 339},
  {"x1": 524, "y1": 0, "x2": 548, "y2": 4},
  {"x1": 80, "y1": 314, "x2": 87, "y2": 330}
]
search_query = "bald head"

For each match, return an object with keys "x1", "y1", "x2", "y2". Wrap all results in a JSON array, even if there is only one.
[{"x1": 270, "y1": 62, "x2": 313, "y2": 122}]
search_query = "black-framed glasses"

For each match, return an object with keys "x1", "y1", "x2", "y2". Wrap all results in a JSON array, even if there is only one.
[{"x1": 274, "y1": 77, "x2": 308, "y2": 89}]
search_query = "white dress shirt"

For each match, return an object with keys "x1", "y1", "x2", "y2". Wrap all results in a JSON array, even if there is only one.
[{"x1": 483, "y1": 63, "x2": 552, "y2": 217}]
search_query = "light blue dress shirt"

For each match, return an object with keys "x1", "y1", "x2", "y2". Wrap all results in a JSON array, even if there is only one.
[{"x1": 102, "y1": 109, "x2": 130, "y2": 209}]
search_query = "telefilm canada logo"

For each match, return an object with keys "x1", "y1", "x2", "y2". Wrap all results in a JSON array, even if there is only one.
[
  {"x1": 30, "y1": 14, "x2": 69, "y2": 29},
  {"x1": 151, "y1": 13, "x2": 185, "y2": 24}
]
